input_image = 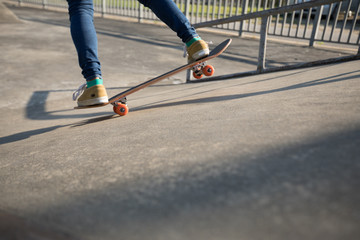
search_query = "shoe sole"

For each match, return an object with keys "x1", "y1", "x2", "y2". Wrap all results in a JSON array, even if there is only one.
[
  {"x1": 192, "y1": 49, "x2": 210, "y2": 60},
  {"x1": 77, "y1": 96, "x2": 109, "y2": 107}
]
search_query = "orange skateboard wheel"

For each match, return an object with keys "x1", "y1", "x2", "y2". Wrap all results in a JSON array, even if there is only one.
[
  {"x1": 193, "y1": 71, "x2": 203, "y2": 79},
  {"x1": 202, "y1": 65, "x2": 214, "y2": 76},
  {"x1": 113, "y1": 102, "x2": 129, "y2": 116}
]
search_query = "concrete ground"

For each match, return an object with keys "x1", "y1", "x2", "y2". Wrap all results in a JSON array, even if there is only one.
[{"x1": 1, "y1": 1, "x2": 360, "y2": 240}]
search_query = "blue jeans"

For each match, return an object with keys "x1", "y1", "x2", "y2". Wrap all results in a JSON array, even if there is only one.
[{"x1": 67, "y1": 0, "x2": 198, "y2": 81}]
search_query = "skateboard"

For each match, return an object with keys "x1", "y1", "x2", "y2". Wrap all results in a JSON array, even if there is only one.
[{"x1": 75, "y1": 38, "x2": 232, "y2": 116}]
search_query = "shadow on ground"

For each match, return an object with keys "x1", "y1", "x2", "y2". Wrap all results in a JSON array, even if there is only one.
[
  {"x1": 11, "y1": 125, "x2": 360, "y2": 239},
  {"x1": 0, "y1": 68, "x2": 357, "y2": 146}
]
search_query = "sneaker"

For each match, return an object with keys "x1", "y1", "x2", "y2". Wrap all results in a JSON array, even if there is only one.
[
  {"x1": 186, "y1": 37, "x2": 210, "y2": 63},
  {"x1": 73, "y1": 78, "x2": 108, "y2": 107}
]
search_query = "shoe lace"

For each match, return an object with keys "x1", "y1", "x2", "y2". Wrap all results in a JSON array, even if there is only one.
[{"x1": 72, "y1": 83, "x2": 86, "y2": 101}]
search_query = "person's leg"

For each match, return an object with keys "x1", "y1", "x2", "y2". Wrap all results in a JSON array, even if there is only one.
[
  {"x1": 138, "y1": 0, "x2": 209, "y2": 62},
  {"x1": 67, "y1": 0, "x2": 108, "y2": 106},
  {"x1": 138, "y1": 0, "x2": 196, "y2": 43},
  {"x1": 67, "y1": 0, "x2": 101, "y2": 80}
]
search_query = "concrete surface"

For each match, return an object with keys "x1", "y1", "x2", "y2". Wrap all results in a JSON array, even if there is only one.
[{"x1": 1, "y1": 2, "x2": 360, "y2": 240}]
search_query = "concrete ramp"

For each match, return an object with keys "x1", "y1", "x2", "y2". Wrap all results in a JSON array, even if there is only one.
[
  {"x1": 1, "y1": 4, "x2": 359, "y2": 240},
  {"x1": 0, "y1": 1, "x2": 22, "y2": 24}
]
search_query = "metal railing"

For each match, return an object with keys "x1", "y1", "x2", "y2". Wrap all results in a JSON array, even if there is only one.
[
  {"x1": 189, "y1": 0, "x2": 360, "y2": 47},
  {"x1": 188, "y1": 0, "x2": 360, "y2": 82},
  {"x1": 15, "y1": 0, "x2": 360, "y2": 82},
  {"x1": 15, "y1": 0, "x2": 360, "y2": 47}
]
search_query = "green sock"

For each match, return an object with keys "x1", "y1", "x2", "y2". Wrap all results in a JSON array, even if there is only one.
[
  {"x1": 186, "y1": 37, "x2": 201, "y2": 47},
  {"x1": 87, "y1": 78, "x2": 103, "y2": 88}
]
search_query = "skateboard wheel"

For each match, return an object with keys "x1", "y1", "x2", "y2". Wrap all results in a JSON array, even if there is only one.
[
  {"x1": 193, "y1": 71, "x2": 203, "y2": 79},
  {"x1": 113, "y1": 102, "x2": 128, "y2": 116},
  {"x1": 203, "y1": 65, "x2": 214, "y2": 76}
]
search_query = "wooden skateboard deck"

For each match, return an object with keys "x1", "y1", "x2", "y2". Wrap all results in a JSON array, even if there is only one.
[{"x1": 75, "y1": 38, "x2": 232, "y2": 115}]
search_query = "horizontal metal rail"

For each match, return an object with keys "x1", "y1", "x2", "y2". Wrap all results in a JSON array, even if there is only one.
[
  {"x1": 191, "y1": 54, "x2": 360, "y2": 83},
  {"x1": 193, "y1": 0, "x2": 341, "y2": 28}
]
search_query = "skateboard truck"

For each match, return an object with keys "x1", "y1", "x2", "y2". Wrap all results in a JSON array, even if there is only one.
[
  {"x1": 115, "y1": 97, "x2": 127, "y2": 104},
  {"x1": 192, "y1": 61, "x2": 215, "y2": 79}
]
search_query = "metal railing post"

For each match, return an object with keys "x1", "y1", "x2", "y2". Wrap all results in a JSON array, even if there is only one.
[
  {"x1": 139, "y1": 4, "x2": 144, "y2": 23},
  {"x1": 101, "y1": 0, "x2": 106, "y2": 18},
  {"x1": 186, "y1": 68, "x2": 191, "y2": 83},
  {"x1": 184, "y1": 0, "x2": 191, "y2": 82},
  {"x1": 42, "y1": 0, "x2": 47, "y2": 9},
  {"x1": 184, "y1": 0, "x2": 190, "y2": 20},
  {"x1": 309, "y1": 5, "x2": 324, "y2": 46},
  {"x1": 257, "y1": 16, "x2": 269, "y2": 73},
  {"x1": 239, "y1": 0, "x2": 249, "y2": 37}
]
